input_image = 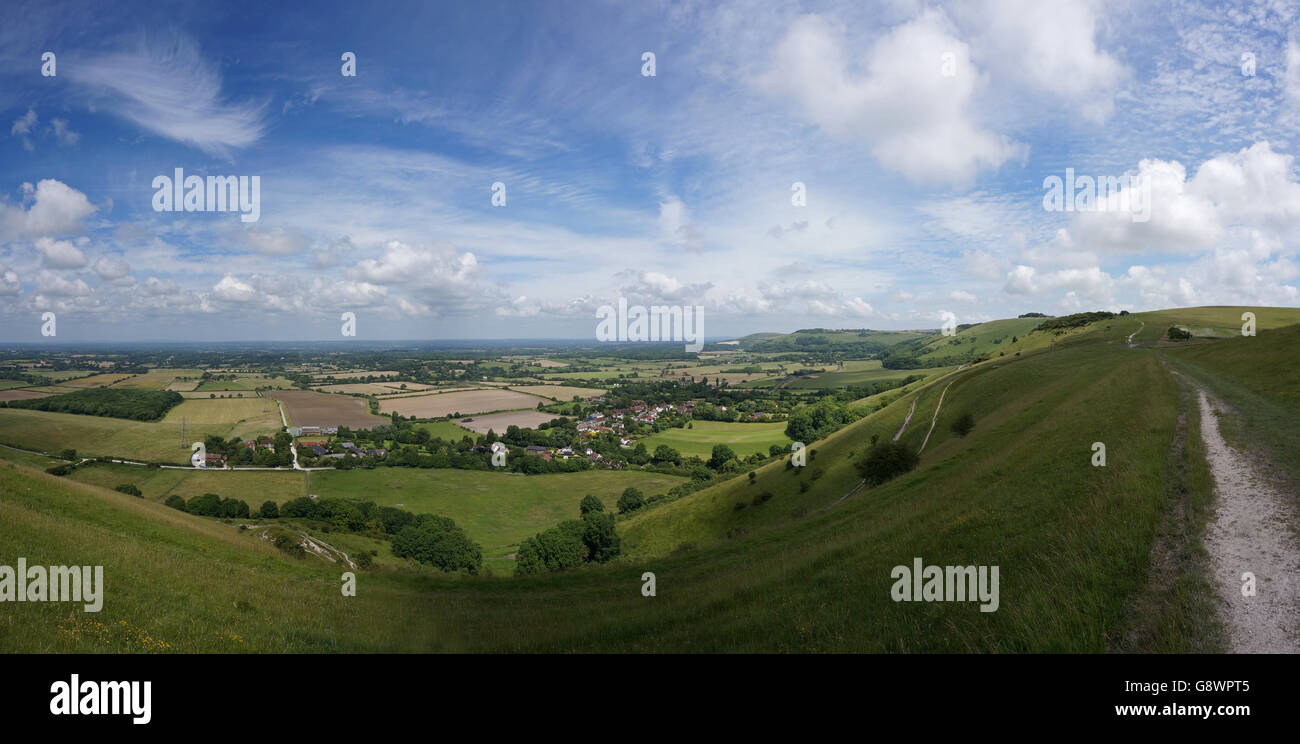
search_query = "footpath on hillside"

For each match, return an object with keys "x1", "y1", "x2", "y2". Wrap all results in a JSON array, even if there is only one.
[{"x1": 1197, "y1": 389, "x2": 1300, "y2": 653}]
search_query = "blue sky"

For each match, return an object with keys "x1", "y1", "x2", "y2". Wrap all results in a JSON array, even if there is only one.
[{"x1": 1, "y1": 0, "x2": 1298, "y2": 342}]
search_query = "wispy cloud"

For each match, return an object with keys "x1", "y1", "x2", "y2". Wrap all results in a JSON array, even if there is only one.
[{"x1": 70, "y1": 34, "x2": 266, "y2": 156}]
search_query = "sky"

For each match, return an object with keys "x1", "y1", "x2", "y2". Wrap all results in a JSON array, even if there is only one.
[{"x1": 1, "y1": 0, "x2": 1299, "y2": 342}]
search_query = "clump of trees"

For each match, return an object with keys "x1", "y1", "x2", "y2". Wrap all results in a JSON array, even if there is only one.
[
  {"x1": 183, "y1": 492, "x2": 250, "y2": 518},
  {"x1": 1167, "y1": 326, "x2": 1192, "y2": 341},
  {"x1": 114, "y1": 484, "x2": 143, "y2": 497},
  {"x1": 4, "y1": 388, "x2": 183, "y2": 421},
  {"x1": 390, "y1": 514, "x2": 482, "y2": 574},
  {"x1": 950, "y1": 412, "x2": 975, "y2": 437},
  {"x1": 617, "y1": 487, "x2": 645, "y2": 514},
  {"x1": 515, "y1": 497, "x2": 621, "y2": 575},
  {"x1": 1033, "y1": 311, "x2": 1115, "y2": 333},
  {"x1": 855, "y1": 439, "x2": 920, "y2": 486},
  {"x1": 785, "y1": 399, "x2": 856, "y2": 443}
]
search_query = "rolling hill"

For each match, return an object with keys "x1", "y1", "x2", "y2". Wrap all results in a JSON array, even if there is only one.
[{"x1": 2, "y1": 306, "x2": 1297, "y2": 652}]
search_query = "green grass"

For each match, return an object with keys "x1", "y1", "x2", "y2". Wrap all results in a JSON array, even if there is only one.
[
  {"x1": 414, "y1": 420, "x2": 476, "y2": 441},
  {"x1": 0, "y1": 406, "x2": 282, "y2": 465},
  {"x1": 1, "y1": 305, "x2": 1294, "y2": 653},
  {"x1": 307, "y1": 467, "x2": 687, "y2": 573},
  {"x1": 637, "y1": 420, "x2": 793, "y2": 459},
  {"x1": 64, "y1": 462, "x2": 305, "y2": 505},
  {"x1": 780, "y1": 362, "x2": 954, "y2": 390}
]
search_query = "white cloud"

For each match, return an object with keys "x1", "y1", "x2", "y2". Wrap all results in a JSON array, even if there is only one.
[
  {"x1": 0, "y1": 265, "x2": 20, "y2": 296},
  {"x1": 963, "y1": 0, "x2": 1126, "y2": 122},
  {"x1": 244, "y1": 227, "x2": 309, "y2": 256},
  {"x1": 35, "y1": 237, "x2": 89, "y2": 269},
  {"x1": 0, "y1": 179, "x2": 97, "y2": 240},
  {"x1": 70, "y1": 35, "x2": 265, "y2": 156},
  {"x1": 758, "y1": 11, "x2": 1022, "y2": 184},
  {"x1": 35, "y1": 270, "x2": 91, "y2": 297}
]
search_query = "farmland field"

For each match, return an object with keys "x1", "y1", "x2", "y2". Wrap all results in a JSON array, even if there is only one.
[
  {"x1": 196, "y1": 375, "x2": 298, "y2": 391},
  {"x1": 505, "y1": 384, "x2": 605, "y2": 400},
  {"x1": 314, "y1": 382, "x2": 440, "y2": 395},
  {"x1": 455, "y1": 411, "x2": 557, "y2": 434},
  {"x1": 638, "y1": 420, "x2": 793, "y2": 459},
  {"x1": 57, "y1": 373, "x2": 134, "y2": 388},
  {"x1": 66, "y1": 462, "x2": 305, "y2": 504},
  {"x1": 378, "y1": 389, "x2": 548, "y2": 417},
  {"x1": 309, "y1": 467, "x2": 687, "y2": 573},
  {"x1": 113, "y1": 368, "x2": 206, "y2": 389},
  {"x1": 0, "y1": 389, "x2": 53, "y2": 401},
  {"x1": 414, "y1": 420, "x2": 476, "y2": 440},
  {"x1": 0, "y1": 407, "x2": 280, "y2": 464},
  {"x1": 268, "y1": 390, "x2": 388, "y2": 429}
]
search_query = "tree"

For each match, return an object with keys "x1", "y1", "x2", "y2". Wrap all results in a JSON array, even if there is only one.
[
  {"x1": 579, "y1": 494, "x2": 605, "y2": 515},
  {"x1": 708, "y1": 444, "x2": 737, "y2": 470},
  {"x1": 855, "y1": 441, "x2": 920, "y2": 486},
  {"x1": 186, "y1": 492, "x2": 223, "y2": 517},
  {"x1": 164, "y1": 494, "x2": 187, "y2": 510},
  {"x1": 114, "y1": 484, "x2": 142, "y2": 497},
  {"x1": 60, "y1": 449, "x2": 77, "y2": 460},
  {"x1": 617, "y1": 487, "x2": 645, "y2": 514},
  {"x1": 951, "y1": 412, "x2": 975, "y2": 437},
  {"x1": 259, "y1": 500, "x2": 279, "y2": 519},
  {"x1": 652, "y1": 444, "x2": 680, "y2": 463},
  {"x1": 582, "y1": 512, "x2": 621, "y2": 563},
  {"x1": 1167, "y1": 326, "x2": 1192, "y2": 341}
]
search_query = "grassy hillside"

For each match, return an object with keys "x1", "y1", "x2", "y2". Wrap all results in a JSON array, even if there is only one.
[
  {"x1": 2, "y1": 305, "x2": 1295, "y2": 653},
  {"x1": 307, "y1": 467, "x2": 687, "y2": 573}
]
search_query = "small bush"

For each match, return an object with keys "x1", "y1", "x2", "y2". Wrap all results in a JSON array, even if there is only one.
[
  {"x1": 114, "y1": 483, "x2": 143, "y2": 497},
  {"x1": 854, "y1": 441, "x2": 920, "y2": 486},
  {"x1": 951, "y1": 412, "x2": 975, "y2": 437}
]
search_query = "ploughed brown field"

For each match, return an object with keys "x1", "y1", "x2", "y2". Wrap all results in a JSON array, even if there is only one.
[
  {"x1": 377, "y1": 389, "x2": 548, "y2": 418},
  {"x1": 0, "y1": 390, "x2": 54, "y2": 402},
  {"x1": 455, "y1": 411, "x2": 559, "y2": 434},
  {"x1": 266, "y1": 390, "x2": 388, "y2": 429}
]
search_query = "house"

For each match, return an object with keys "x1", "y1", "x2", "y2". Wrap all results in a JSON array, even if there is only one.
[
  {"x1": 308, "y1": 445, "x2": 327, "y2": 456},
  {"x1": 301, "y1": 426, "x2": 322, "y2": 436},
  {"x1": 204, "y1": 453, "x2": 225, "y2": 465}
]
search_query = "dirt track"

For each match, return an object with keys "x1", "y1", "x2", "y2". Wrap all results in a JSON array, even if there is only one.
[{"x1": 1199, "y1": 390, "x2": 1300, "y2": 653}]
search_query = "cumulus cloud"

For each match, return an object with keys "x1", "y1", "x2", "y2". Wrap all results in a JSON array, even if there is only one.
[
  {"x1": 1068, "y1": 142, "x2": 1300, "y2": 254},
  {"x1": 92, "y1": 255, "x2": 133, "y2": 285},
  {"x1": 0, "y1": 265, "x2": 20, "y2": 296},
  {"x1": 35, "y1": 237, "x2": 89, "y2": 269},
  {"x1": 0, "y1": 179, "x2": 97, "y2": 240},
  {"x1": 35, "y1": 270, "x2": 92, "y2": 297},
  {"x1": 759, "y1": 11, "x2": 1022, "y2": 184},
  {"x1": 962, "y1": 0, "x2": 1126, "y2": 122}
]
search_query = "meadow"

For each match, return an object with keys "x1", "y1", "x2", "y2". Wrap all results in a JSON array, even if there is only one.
[
  {"x1": 308, "y1": 467, "x2": 686, "y2": 573},
  {"x1": 637, "y1": 420, "x2": 792, "y2": 459}
]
